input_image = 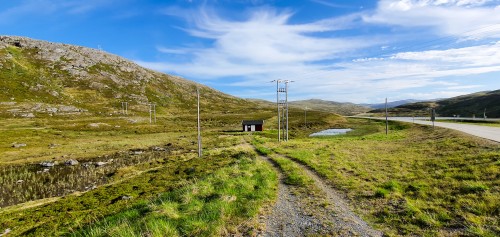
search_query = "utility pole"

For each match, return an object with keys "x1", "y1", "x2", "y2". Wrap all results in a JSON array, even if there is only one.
[
  {"x1": 149, "y1": 103, "x2": 152, "y2": 124},
  {"x1": 197, "y1": 87, "x2": 202, "y2": 157},
  {"x1": 385, "y1": 98, "x2": 388, "y2": 135},
  {"x1": 121, "y1": 102, "x2": 128, "y2": 115},
  {"x1": 153, "y1": 103, "x2": 156, "y2": 123},
  {"x1": 271, "y1": 80, "x2": 282, "y2": 142},
  {"x1": 431, "y1": 108, "x2": 436, "y2": 128},
  {"x1": 284, "y1": 80, "x2": 294, "y2": 141},
  {"x1": 304, "y1": 106, "x2": 308, "y2": 128},
  {"x1": 149, "y1": 103, "x2": 156, "y2": 124}
]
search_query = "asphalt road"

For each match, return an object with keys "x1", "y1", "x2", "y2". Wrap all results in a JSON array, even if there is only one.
[{"x1": 354, "y1": 117, "x2": 500, "y2": 143}]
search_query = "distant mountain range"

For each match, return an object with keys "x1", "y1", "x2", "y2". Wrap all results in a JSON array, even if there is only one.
[
  {"x1": 288, "y1": 99, "x2": 370, "y2": 116},
  {"x1": 245, "y1": 99, "x2": 370, "y2": 116},
  {"x1": 361, "y1": 99, "x2": 423, "y2": 109}
]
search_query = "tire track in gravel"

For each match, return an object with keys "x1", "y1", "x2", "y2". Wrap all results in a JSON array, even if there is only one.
[
  {"x1": 257, "y1": 153, "x2": 382, "y2": 237},
  {"x1": 279, "y1": 154, "x2": 383, "y2": 236},
  {"x1": 258, "y1": 155, "x2": 326, "y2": 237}
]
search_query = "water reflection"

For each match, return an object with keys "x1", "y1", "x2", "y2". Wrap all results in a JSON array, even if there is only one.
[
  {"x1": 309, "y1": 128, "x2": 352, "y2": 137},
  {"x1": 0, "y1": 145, "x2": 174, "y2": 208}
]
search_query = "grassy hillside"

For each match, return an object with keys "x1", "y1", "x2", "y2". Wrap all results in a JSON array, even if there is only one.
[
  {"x1": 430, "y1": 90, "x2": 500, "y2": 118},
  {"x1": 0, "y1": 36, "x2": 250, "y2": 118},
  {"x1": 367, "y1": 90, "x2": 500, "y2": 118},
  {"x1": 289, "y1": 99, "x2": 370, "y2": 116}
]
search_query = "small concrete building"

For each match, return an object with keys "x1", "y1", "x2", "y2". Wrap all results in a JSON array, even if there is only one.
[{"x1": 242, "y1": 120, "x2": 264, "y2": 132}]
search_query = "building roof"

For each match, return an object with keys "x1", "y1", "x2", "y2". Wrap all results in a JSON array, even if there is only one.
[{"x1": 242, "y1": 120, "x2": 264, "y2": 125}]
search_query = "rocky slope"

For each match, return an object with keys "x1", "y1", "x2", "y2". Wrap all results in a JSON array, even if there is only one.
[{"x1": 0, "y1": 36, "x2": 248, "y2": 118}]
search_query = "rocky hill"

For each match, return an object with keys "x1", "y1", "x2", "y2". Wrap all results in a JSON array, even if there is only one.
[{"x1": 0, "y1": 36, "x2": 248, "y2": 118}]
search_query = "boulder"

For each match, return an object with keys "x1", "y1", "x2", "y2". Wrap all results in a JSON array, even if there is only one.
[
  {"x1": 39, "y1": 161, "x2": 55, "y2": 167},
  {"x1": 152, "y1": 146, "x2": 165, "y2": 151},
  {"x1": 1, "y1": 228, "x2": 12, "y2": 236},
  {"x1": 11, "y1": 143, "x2": 27, "y2": 148},
  {"x1": 121, "y1": 195, "x2": 133, "y2": 200},
  {"x1": 65, "y1": 159, "x2": 79, "y2": 166},
  {"x1": 95, "y1": 161, "x2": 107, "y2": 166},
  {"x1": 21, "y1": 113, "x2": 35, "y2": 118},
  {"x1": 130, "y1": 150, "x2": 143, "y2": 155}
]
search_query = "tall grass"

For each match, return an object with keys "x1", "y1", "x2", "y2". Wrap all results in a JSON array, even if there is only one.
[{"x1": 71, "y1": 150, "x2": 277, "y2": 237}]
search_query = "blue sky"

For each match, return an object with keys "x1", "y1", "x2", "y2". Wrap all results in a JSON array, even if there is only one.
[{"x1": 1, "y1": 0, "x2": 500, "y2": 103}]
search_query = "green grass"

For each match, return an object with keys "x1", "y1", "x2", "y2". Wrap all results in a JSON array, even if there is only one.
[
  {"x1": 271, "y1": 156, "x2": 312, "y2": 187},
  {"x1": 257, "y1": 118, "x2": 500, "y2": 236},
  {"x1": 70, "y1": 149, "x2": 277, "y2": 237},
  {"x1": 0, "y1": 145, "x2": 277, "y2": 236}
]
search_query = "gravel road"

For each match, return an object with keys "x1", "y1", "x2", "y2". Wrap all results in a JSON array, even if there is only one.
[
  {"x1": 258, "y1": 155, "x2": 325, "y2": 237},
  {"x1": 354, "y1": 116, "x2": 500, "y2": 143},
  {"x1": 258, "y1": 155, "x2": 382, "y2": 237}
]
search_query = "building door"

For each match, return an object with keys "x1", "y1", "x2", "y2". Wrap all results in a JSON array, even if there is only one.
[{"x1": 251, "y1": 125, "x2": 255, "y2": 131}]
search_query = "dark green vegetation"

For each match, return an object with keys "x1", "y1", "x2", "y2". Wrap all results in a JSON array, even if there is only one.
[
  {"x1": 369, "y1": 90, "x2": 500, "y2": 117},
  {"x1": 255, "y1": 118, "x2": 500, "y2": 236}
]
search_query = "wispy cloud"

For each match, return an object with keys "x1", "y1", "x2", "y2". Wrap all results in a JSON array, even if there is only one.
[
  {"x1": 140, "y1": 7, "x2": 377, "y2": 78},
  {"x1": 309, "y1": 0, "x2": 351, "y2": 8},
  {"x1": 363, "y1": 0, "x2": 500, "y2": 39},
  {"x1": 136, "y1": 1, "x2": 500, "y2": 103},
  {"x1": 0, "y1": 0, "x2": 123, "y2": 23}
]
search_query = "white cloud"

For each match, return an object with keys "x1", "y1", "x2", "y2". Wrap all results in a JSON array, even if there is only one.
[
  {"x1": 391, "y1": 41, "x2": 500, "y2": 67},
  {"x1": 144, "y1": 7, "x2": 377, "y2": 79},
  {"x1": 137, "y1": 2, "x2": 500, "y2": 103},
  {"x1": 363, "y1": 0, "x2": 500, "y2": 39},
  {"x1": 0, "y1": 0, "x2": 123, "y2": 23}
]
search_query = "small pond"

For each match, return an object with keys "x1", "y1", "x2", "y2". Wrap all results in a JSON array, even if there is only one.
[{"x1": 309, "y1": 128, "x2": 353, "y2": 137}]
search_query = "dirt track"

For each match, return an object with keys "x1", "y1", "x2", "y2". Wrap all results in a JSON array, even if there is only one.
[{"x1": 258, "y1": 154, "x2": 382, "y2": 237}]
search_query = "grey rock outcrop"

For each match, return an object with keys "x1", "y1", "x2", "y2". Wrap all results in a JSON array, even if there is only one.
[
  {"x1": 40, "y1": 161, "x2": 55, "y2": 167},
  {"x1": 11, "y1": 143, "x2": 27, "y2": 148},
  {"x1": 64, "y1": 159, "x2": 79, "y2": 166}
]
